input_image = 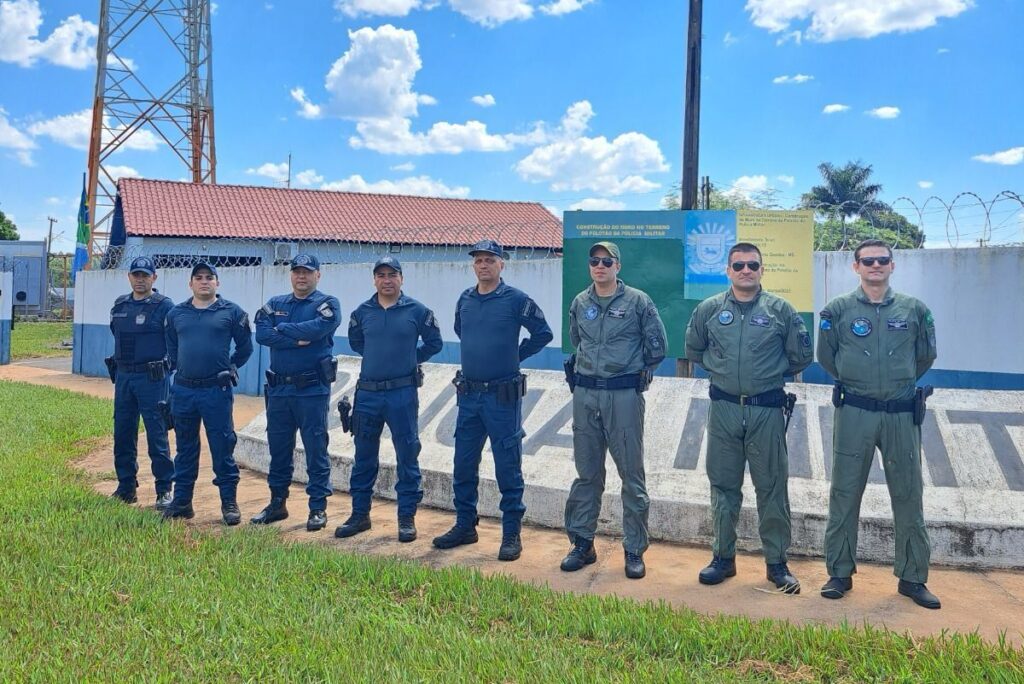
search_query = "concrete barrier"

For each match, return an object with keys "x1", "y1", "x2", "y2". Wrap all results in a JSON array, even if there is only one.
[
  {"x1": 0, "y1": 271, "x2": 12, "y2": 365},
  {"x1": 237, "y1": 357, "x2": 1024, "y2": 570}
]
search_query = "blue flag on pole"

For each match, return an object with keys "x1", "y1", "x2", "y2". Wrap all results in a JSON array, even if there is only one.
[{"x1": 72, "y1": 173, "x2": 89, "y2": 283}]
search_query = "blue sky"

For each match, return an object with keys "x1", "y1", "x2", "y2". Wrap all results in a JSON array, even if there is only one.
[{"x1": 1, "y1": 0, "x2": 1022, "y2": 251}]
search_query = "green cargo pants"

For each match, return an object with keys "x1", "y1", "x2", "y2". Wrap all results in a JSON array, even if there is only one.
[
  {"x1": 564, "y1": 386, "x2": 650, "y2": 555},
  {"x1": 825, "y1": 405, "x2": 930, "y2": 583},
  {"x1": 706, "y1": 400, "x2": 792, "y2": 564}
]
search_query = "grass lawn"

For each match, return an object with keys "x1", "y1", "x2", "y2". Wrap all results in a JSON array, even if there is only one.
[
  {"x1": 10, "y1": 321, "x2": 72, "y2": 360},
  {"x1": 1, "y1": 380, "x2": 1022, "y2": 682}
]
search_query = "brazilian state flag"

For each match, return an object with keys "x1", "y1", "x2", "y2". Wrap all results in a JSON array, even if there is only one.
[{"x1": 71, "y1": 173, "x2": 89, "y2": 283}]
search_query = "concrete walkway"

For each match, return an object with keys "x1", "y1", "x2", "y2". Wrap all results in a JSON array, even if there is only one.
[{"x1": 4, "y1": 357, "x2": 1024, "y2": 646}]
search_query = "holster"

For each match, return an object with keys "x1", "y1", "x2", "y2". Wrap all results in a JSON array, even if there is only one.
[
  {"x1": 563, "y1": 354, "x2": 577, "y2": 393},
  {"x1": 452, "y1": 370, "x2": 467, "y2": 396},
  {"x1": 104, "y1": 356, "x2": 117, "y2": 384},
  {"x1": 416, "y1": 364, "x2": 425, "y2": 388},
  {"x1": 217, "y1": 366, "x2": 238, "y2": 388},
  {"x1": 147, "y1": 359, "x2": 169, "y2": 382},
  {"x1": 497, "y1": 374, "x2": 527, "y2": 404},
  {"x1": 337, "y1": 395, "x2": 353, "y2": 433},
  {"x1": 914, "y1": 386, "x2": 934, "y2": 426},
  {"x1": 320, "y1": 356, "x2": 339, "y2": 385},
  {"x1": 158, "y1": 400, "x2": 174, "y2": 431},
  {"x1": 637, "y1": 368, "x2": 654, "y2": 394},
  {"x1": 831, "y1": 383, "x2": 844, "y2": 408},
  {"x1": 783, "y1": 392, "x2": 798, "y2": 433}
]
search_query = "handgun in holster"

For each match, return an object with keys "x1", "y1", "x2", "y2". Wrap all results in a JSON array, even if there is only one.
[
  {"x1": 498, "y1": 374, "x2": 527, "y2": 404},
  {"x1": 320, "y1": 356, "x2": 339, "y2": 385},
  {"x1": 337, "y1": 395, "x2": 353, "y2": 433},
  {"x1": 831, "y1": 383, "x2": 844, "y2": 408},
  {"x1": 415, "y1": 364, "x2": 425, "y2": 388},
  {"x1": 147, "y1": 359, "x2": 168, "y2": 382},
  {"x1": 104, "y1": 356, "x2": 117, "y2": 383},
  {"x1": 914, "y1": 386, "x2": 934, "y2": 426},
  {"x1": 217, "y1": 365, "x2": 238, "y2": 388},
  {"x1": 783, "y1": 392, "x2": 798, "y2": 433},
  {"x1": 637, "y1": 368, "x2": 654, "y2": 394},
  {"x1": 452, "y1": 370, "x2": 467, "y2": 395},
  {"x1": 158, "y1": 400, "x2": 175, "y2": 431},
  {"x1": 563, "y1": 354, "x2": 577, "y2": 393}
]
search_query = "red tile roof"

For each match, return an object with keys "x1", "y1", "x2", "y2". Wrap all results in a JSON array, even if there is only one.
[{"x1": 117, "y1": 178, "x2": 562, "y2": 249}]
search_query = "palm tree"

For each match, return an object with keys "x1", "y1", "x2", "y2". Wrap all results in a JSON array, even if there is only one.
[{"x1": 801, "y1": 161, "x2": 889, "y2": 221}]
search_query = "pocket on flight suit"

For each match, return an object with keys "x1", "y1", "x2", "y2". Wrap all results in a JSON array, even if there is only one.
[
  {"x1": 745, "y1": 440, "x2": 777, "y2": 494},
  {"x1": 831, "y1": 450, "x2": 865, "y2": 495},
  {"x1": 884, "y1": 450, "x2": 916, "y2": 501}
]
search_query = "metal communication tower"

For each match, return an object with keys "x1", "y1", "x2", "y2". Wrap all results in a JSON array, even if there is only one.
[{"x1": 86, "y1": 0, "x2": 216, "y2": 262}]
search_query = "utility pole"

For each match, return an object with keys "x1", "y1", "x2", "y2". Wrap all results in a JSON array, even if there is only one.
[
  {"x1": 680, "y1": 0, "x2": 703, "y2": 211},
  {"x1": 46, "y1": 216, "x2": 57, "y2": 260},
  {"x1": 287, "y1": 152, "x2": 292, "y2": 189}
]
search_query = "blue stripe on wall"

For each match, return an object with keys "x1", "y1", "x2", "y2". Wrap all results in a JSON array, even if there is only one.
[
  {"x1": 72, "y1": 323, "x2": 1024, "y2": 394},
  {"x1": 0, "y1": 319, "x2": 11, "y2": 365}
]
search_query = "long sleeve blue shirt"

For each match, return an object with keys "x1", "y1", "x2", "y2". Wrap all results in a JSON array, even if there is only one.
[
  {"x1": 165, "y1": 295, "x2": 253, "y2": 380},
  {"x1": 109, "y1": 290, "x2": 174, "y2": 365},
  {"x1": 348, "y1": 293, "x2": 443, "y2": 381},
  {"x1": 255, "y1": 289, "x2": 342, "y2": 394},
  {"x1": 454, "y1": 279, "x2": 553, "y2": 382}
]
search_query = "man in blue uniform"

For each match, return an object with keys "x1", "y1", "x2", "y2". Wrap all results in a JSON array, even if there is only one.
[
  {"x1": 252, "y1": 254, "x2": 342, "y2": 532},
  {"x1": 334, "y1": 256, "x2": 443, "y2": 542},
  {"x1": 432, "y1": 239, "x2": 553, "y2": 561},
  {"x1": 107, "y1": 256, "x2": 175, "y2": 509},
  {"x1": 162, "y1": 262, "x2": 253, "y2": 525}
]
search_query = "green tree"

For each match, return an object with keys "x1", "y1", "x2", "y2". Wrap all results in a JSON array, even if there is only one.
[
  {"x1": 661, "y1": 181, "x2": 781, "y2": 211},
  {"x1": 0, "y1": 207, "x2": 20, "y2": 240},
  {"x1": 800, "y1": 160, "x2": 887, "y2": 220},
  {"x1": 815, "y1": 212, "x2": 925, "y2": 250}
]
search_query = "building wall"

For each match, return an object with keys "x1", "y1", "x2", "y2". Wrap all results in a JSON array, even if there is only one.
[{"x1": 0, "y1": 271, "x2": 12, "y2": 364}]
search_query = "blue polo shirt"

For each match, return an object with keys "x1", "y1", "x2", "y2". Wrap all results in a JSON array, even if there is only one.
[
  {"x1": 165, "y1": 295, "x2": 253, "y2": 380},
  {"x1": 348, "y1": 293, "x2": 443, "y2": 381}
]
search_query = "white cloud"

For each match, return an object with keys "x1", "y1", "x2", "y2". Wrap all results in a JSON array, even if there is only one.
[
  {"x1": 972, "y1": 146, "x2": 1024, "y2": 166},
  {"x1": 334, "y1": 0, "x2": 422, "y2": 17},
  {"x1": 539, "y1": 0, "x2": 594, "y2": 16},
  {"x1": 0, "y1": 106, "x2": 35, "y2": 165},
  {"x1": 211, "y1": 3, "x2": 219, "y2": 15},
  {"x1": 916, "y1": 180, "x2": 933, "y2": 189},
  {"x1": 729, "y1": 175, "x2": 769, "y2": 197},
  {"x1": 776, "y1": 174, "x2": 795, "y2": 187},
  {"x1": 937, "y1": 47, "x2": 950, "y2": 54},
  {"x1": 45, "y1": 196, "x2": 62, "y2": 205},
  {"x1": 569, "y1": 198, "x2": 626, "y2": 211},
  {"x1": 246, "y1": 162, "x2": 289, "y2": 183},
  {"x1": 290, "y1": 87, "x2": 322, "y2": 119},
  {"x1": 514, "y1": 101, "x2": 668, "y2": 196},
  {"x1": 866, "y1": 106, "x2": 901, "y2": 119},
  {"x1": 723, "y1": 31, "x2": 739, "y2": 46},
  {"x1": 391, "y1": 161, "x2": 415, "y2": 171},
  {"x1": 418, "y1": 94, "x2": 438, "y2": 106},
  {"x1": 775, "y1": 30, "x2": 802, "y2": 46},
  {"x1": 745, "y1": 0, "x2": 972, "y2": 42},
  {"x1": 448, "y1": 0, "x2": 533, "y2": 27},
  {"x1": 350, "y1": 116, "x2": 515, "y2": 155},
  {"x1": 295, "y1": 169, "x2": 325, "y2": 187},
  {"x1": 26, "y1": 108, "x2": 162, "y2": 151},
  {"x1": 0, "y1": 0, "x2": 97, "y2": 69},
  {"x1": 105, "y1": 165, "x2": 140, "y2": 181},
  {"x1": 822, "y1": 103, "x2": 850, "y2": 114},
  {"x1": 320, "y1": 174, "x2": 470, "y2": 198},
  {"x1": 772, "y1": 73, "x2": 813, "y2": 84},
  {"x1": 471, "y1": 93, "x2": 496, "y2": 107}
]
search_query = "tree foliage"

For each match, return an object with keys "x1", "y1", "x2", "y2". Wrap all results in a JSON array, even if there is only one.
[{"x1": 0, "y1": 207, "x2": 19, "y2": 240}]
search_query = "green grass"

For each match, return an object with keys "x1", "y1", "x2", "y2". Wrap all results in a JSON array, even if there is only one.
[
  {"x1": 10, "y1": 321, "x2": 72, "y2": 360},
  {"x1": 1, "y1": 380, "x2": 1022, "y2": 682}
]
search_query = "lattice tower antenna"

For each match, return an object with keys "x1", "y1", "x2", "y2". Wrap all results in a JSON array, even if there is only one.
[{"x1": 86, "y1": 0, "x2": 216, "y2": 262}]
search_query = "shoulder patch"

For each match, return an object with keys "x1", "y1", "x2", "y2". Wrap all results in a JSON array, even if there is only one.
[
  {"x1": 819, "y1": 309, "x2": 833, "y2": 331},
  {"x1": 424, "y1": 309, "x2": 439, "y2": 329},
  {"x1": 317, "y1": 301, "x2": 335, "y2": 318},
  {"x1": 238, "y1": 312, "x2": 250, "y2": 329}
]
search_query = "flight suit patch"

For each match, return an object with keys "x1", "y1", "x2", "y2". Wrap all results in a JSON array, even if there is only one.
[
  {"x1": 607, "y1": 307, "x2": 627, "y2": 319},
  {"x1": 749, "y1": 314, "x2": 771, "y2": 327},
  {"x1": 851, "y1": 317, "x2": 873, "y2": 337},
  {"x1": 887, "y1": 318, "x2": 908, "y2": 330},
  {"x1": 584, "y1": 305, "x2": 599, "y2": 321},
  {"x1": 718, "y1": 310, "x2": 734, "y2": 325}
]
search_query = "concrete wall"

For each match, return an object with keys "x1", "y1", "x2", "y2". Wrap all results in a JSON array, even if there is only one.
[
  {"x1": 73, "y1": 246, "x2": 1024, "y2": 392},
  {"x1": 0, "y1": 271, "x2": 12, "y2": 365}
]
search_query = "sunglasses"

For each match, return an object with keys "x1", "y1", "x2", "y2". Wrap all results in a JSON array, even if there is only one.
[
  {"x1": 857, "y1": 256, "x2": 892, "y2": 266},
  {"x1": 589, "y1": 256, "x2": 617, "y2": 268},
  {"x1": 730, "y1": 261, "x2": 761, "y2": 272}
]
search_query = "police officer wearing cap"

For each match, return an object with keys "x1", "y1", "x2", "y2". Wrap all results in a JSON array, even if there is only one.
[
  {"x1": 818, "y1": 239, "x2": 940, "y2": 609},
  {"x1": 432, "y1": 239, "x2": 553, "y2": 561},
  {"x1": 334, "y1": 256, "x2": 443, "y2": 542},
  {"x1": 684, "y1": 242, "x2": 812, "y2": 593},
  {"x1": 163, "y1": 262, "x2": 253, "y2": 524},
  {"x1": 561, "y1": 241, "x2": 667, "y2": 579},
  {"x1": 107, "y1": 255, "x2": 175, "y2": 509},
  {"x1": 252, "y1": 253, "x2": 342, "y2": 532}
]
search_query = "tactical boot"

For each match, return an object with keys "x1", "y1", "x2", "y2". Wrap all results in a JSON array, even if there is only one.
[
  {"x1": 162, "y1": 499, "x2": 194, "y2": 520},
  {"x1": 111, "y1": 486, "x2": 138, "y2": 504},
  {"x1": 820, "y1": 576, "x2": 853, "y2": 600},
  {"x1": 250, "y1": 496, "x2": 288, "y2": 525},
  {"x1": 334, "y1": 514, "x2": 371, "y2": 538},
  {"x1": 497, "y1": 533, "x2": 522, "y2": 561},
  {"x1": 397, "y1": 516, "x2": 417, "y2": 543},
  {"x1": 898, "y1": 580, "x2": 941, "y2": 609},
  {"x1": 154, "y1": 491, "x2": 173, "y2": 511},
  {"x1": 766, "y1": 562, "x2": 801, "y2": 594},
  {"x1": 307, "y1": 509, "x2": 328, "y2": 532},
  {"x1": 625, "y1": 550, "x2": 646, "y2": 579},
  {"x1": 560, "y1": 537, "x2": 597, "y2": 572},
  {"x1": 698, "y1": 556, "x2": 736, "y2": 585},
  {"x1": 221, "y1": 501, "x2": 241, "y2": 526},
  {"x1": 432, "y1": 522, "x2": 479, "y2": 549}
]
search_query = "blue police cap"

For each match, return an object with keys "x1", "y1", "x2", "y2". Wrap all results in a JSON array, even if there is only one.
[
  {"x1": 190, "y1": 261, "x2": 218, "y2": 278},
  {"x1": 373, "y1": 256, "x2": 402, "y2": 274},
  {"x1": 291, "y1": 253, "x2": 320, "y2": 271},
  {"x1": 129, "y1": 256, "x2": 156, "y2": 275},
  {"x1": 468, "y1": 239, "x2": 503, "y2": 258}
]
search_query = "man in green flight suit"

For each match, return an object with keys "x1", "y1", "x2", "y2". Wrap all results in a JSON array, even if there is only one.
[
  {"x1": 818, "y1": 239, "x2": 940, "y2": 609},
  {"x1": 561, "y1": 241, "x2": 668, "y2": 579},
  {"x1": 684, "y1": 242, "x2": 812, "y2": 593}
]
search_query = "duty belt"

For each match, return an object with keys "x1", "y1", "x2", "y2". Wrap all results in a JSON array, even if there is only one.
[
  {"x1": 175, "y1": 375, "x2": 221, "y2": 389},
  {"x1": 574, "y1": 372, "x2": 644, "y2": 391},
  {"x1": 462, "y1": 377, "x2": 518, "y2": 393},
  {"x1": 839, "y1": 390, "x2": 914, "y2": 414},
  {"x1": 357, "y1": 374, "x2": 417, "y2": 392},
  {"x1": 265, "y1": 369, "x2": 320, "y2": 389},
  {"x1": 709, "y1": 385, "x2": 787, "y2": 408},
  {"x1": 117, "y1": 361, "x2": 156, "y2": 373}
]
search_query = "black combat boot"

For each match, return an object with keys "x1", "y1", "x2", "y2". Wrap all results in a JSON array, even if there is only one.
[
  {"x1": 397, "y1": 516, "x2": 417, "y2": 543},
  {"x1": 766, "y1": 562, "x2": 800, "y2": 594},
  {"x1": 560, "y1": 536, "x2": 597, "y2": 572},
  {"x1": 111, "y1": 485, "x2": 138, "y2": 504},
  {"x1": 334, "y1": 513, "x2": 371, "y2": 538},
  {"x1": 624, "y1": 550, "x2": 646, "y2": 579},
  {"x1": 820, "y1": 576, "x2": 853, "y2": 599},
  {"x1": 307, "y1": 509, "x2": 328, "y2": 532},
  {"x1": 250, "y1": 492, "x2": 289, "y2": 525},
  {"x1": 162, "y1": 498, "x2": 194, "y2": 520},
  {"x1": 432, "y1": 520, "x2": 479, "y2": 549},
  {"x1": 698, "y1": 556, "x2": 736, "y2": 585},
  {"x1": 898, "y1": 580, "x2": 941, "y2": 609},
  {"x1": 154, "y1": 491, "x2": 173, "y2": 511},
  {"x1": 498, "y1": 532, "x2": 522, "y2": 561}
]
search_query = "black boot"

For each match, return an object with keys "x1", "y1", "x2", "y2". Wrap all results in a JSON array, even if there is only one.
[
  {"x1": 334, "y1": 513, "x2": 371, "y2": 538},
  {"x1": 698, "y1": 556, "x2": 736, "y2": 585},
  {"x1": 432, "y1": 521, "x2": 479, "y2": 549},
  {"x1": 624, "y1": 550, "x2": 646, "y2": 579},
  {"x1": 820, "y1": 576, "x2": 853, "y2": 600},
  {"x1": 898, "y1": 580, "x2": 941, "y2": 609},
  {"x1": 111, "y1": 485, "x2": 137, "y2": 504},
  {"x1": 307, "y1": 509, "x2": 328, "y2": 532},
  {"x1": 154, "y1": 491, "x2": 173, "y2": 511},
  {"x1": 498, "y1": 532, "x2": 522, "y2": 561},
  {"x1": 250, "y1": 494, "x2": 288, "y2": 525},
  {"x1": 560, "y1": 536, "x2": 597, "y2": 572},
  {"x1": 766, "y1": 562, "x2": 800, "y2": 594},
  {"x1": 397, "y1": 516, "x2": 417, "y2": 543},
  {"x1": 162, "y1": 499, "x2": 194, "y2": 520},
  {"x1": 221, "y1": 500, "x2": 241, "y2": 526}
]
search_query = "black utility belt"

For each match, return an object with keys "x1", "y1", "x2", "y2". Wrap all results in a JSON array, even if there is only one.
[
  {"x1": 709, "y1": 385, "x2": 787, "y2": 408},
  {"x1": 176, "y1": 375, "x2": 223, "y2": 389},
  {"x1": 834, "y1": 389, "x2": 913, "y2": 414},
  {"x1": 357, "y1": 374, "x2": 417, "y2": 392},
  {"x1": 117, "y1": 361, "x2": 156, "y2": 373},
  {"x1": 266, "y1": 369, "x2": 320, "y2": 389},
  {"x1": 453, "y1": 371, "x2": 527, "y2": 402},
  {"x1": 575, "y1": 373, "x2": 644, "y2": 391}
]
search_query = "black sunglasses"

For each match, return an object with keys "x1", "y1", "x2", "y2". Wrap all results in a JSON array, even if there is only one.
[
  {"x1": 857, "y1": 256, "x2": 892, "y2": 266},
  {"x1": 589, "y1": 256, "x2": 617, "y2": 268},
  {"x1": 730, "y1": 261, "x2": 761, "y2": 272}
]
